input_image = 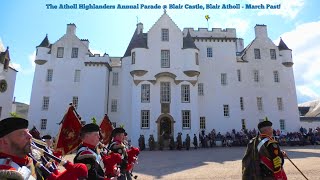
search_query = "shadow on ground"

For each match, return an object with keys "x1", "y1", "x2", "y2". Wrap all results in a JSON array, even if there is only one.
[{"x1": 133, "y1": 145, "x2": 320, "y2": 179}]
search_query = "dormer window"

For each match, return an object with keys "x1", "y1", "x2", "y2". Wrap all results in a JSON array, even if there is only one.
[
  {"x1": 161, "y1": 29, "x2": 169, "y2": 41},
  {"x1": 254, "y1": 49, "x2": 261, "y2": 59},
  {"x1": 71, "y1": 48, "x2": 78, "y2": 58},
  {"x1": 57, "y1": 47, "x2": 64, "y2": 58}
]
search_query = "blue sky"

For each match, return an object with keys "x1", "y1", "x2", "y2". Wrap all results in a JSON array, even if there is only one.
[{"x1": 1, "y1": 0, "x2": 320, "y2": 104}]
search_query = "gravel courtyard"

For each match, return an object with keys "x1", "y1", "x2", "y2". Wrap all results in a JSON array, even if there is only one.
[
  {"x1": 65, "y1": 145, "x2": 320, "y2": 179},
  {"x1": 130, "y1": 146, "x2": 320, "y2": 180}
]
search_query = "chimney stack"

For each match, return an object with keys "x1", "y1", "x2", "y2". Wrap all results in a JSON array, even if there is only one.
[
  {"x1": 254, "y1": 24, "x2": 268, "y2": 38},
  {"x1": 67, "y1": 23, "x2": 76, "y2": 35}
]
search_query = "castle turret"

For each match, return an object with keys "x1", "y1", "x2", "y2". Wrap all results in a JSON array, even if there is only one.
[
  {"x1": 35, "y1": 34, "x2": 50, "y2": 65},
  {"x1": 137, "y1": 22, "x2": 143, "y2": 34},
  {"x1": 278, "y1": 38, "x2": 293, "y2": 67},
  {"x1": 0, "y1": 46, "x2": 10, "y2": 71}
]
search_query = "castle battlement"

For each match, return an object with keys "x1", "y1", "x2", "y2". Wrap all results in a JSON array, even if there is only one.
[{"x1": 183, "y1": 27, "x2": 236, "y2": 38}]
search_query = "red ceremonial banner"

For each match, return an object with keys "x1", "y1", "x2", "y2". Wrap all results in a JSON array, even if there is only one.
[
  {"x1": 99, "y1": 114, "x2": 114, "y2": 145},
  {"x1": 55, "y1": 105, "x2": 82, "y2": 155}
]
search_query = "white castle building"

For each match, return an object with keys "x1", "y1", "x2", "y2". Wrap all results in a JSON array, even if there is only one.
[
  {"x1": 28, "y1": 13, "x2": 300, "y2": 145},
  {"x1": 0, "y1": 46, "x2": 17, "y2": 119}
]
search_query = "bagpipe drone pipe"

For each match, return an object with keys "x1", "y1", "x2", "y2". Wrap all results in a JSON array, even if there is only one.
[{"x1": 30, "y1": 139, "x2": 88, "y2": 180}]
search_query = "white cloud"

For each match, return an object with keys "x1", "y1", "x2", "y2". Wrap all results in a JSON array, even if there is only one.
[
  {"x1": 29, "y1": 51, "x2": 36, "y2": 69},
  {"x1": 246, "y1": 0, "x2": 305, "y2": 19},
  {"x1": 0, "y1": 38, "x2": 5, "y2": 52},
  {"x1": 215, "y1": 18, "x2": 250, "y2": 37},
  {"x1": 15, "y1": 51, "x2": 36, "y2": 75},
  {"x1": 275, "y1": 21, "x2": 320, "y2": 102},
  {"x1": 9, "y1": 62, "x2": 22, "y2": 71},
  {"x1": 296, "y1": 86, "x2": 319, "y2": 99}
]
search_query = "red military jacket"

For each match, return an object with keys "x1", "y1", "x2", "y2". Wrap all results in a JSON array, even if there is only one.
[
  {"x1": 258, "y1": 134, "x2": 287, "y2": 180},
  {"x1": 0, "y1": 152, "x2": 36, "y2": 180}
]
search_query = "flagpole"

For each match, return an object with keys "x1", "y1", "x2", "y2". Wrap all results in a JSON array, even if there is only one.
[{"x1": 205, "y1": 15, "x2": 210, "y2": 29}]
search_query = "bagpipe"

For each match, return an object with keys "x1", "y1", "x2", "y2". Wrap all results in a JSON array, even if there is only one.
[
  {"x1": 97, "y1": 141, "x2": 140, "y2": 179},
  {"x1": 30, "y1": 138, "x2": 88, "y2": 180}
]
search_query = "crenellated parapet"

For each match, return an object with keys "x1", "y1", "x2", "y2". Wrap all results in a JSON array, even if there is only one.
[{"x1": 182, "y1": 27, "x2": 237, "y2": 39}]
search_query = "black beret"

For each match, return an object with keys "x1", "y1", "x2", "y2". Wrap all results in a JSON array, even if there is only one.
[
  {"x1": 258, "y1": 120, "x2": 273, "y2": 130},
  {"x1": 0, "y1": 117, "x2": 29, "y2": 138},
  {"x1": 42, "y1": 135, "x2": 52, "y2": 140},
  {"x1": 112, "y1": 128, "x2": 125, "y2": 137},
  {"x1": 81, "y1": 123, "x2": 100, "y2": 134}
]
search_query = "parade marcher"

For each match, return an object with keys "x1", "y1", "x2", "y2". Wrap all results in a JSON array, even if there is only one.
[
  {"x1": 176, "y1": 133, "x2": 182, "y2": 150},
  {"x1": 158, "y1": 133, "x2": 164, "y2": 151},
  {"x1": 138, "y1": 135, "x2": 144, "y2": 151},
  {"x1": 169, "y1": 134, "x2": 175, "y2": 150},
  {"x1": 185, "y1": 134, "x2": 191, "y2": 150},
  {"x1": 74, "y1": 123, "x2": 105, "y2": 180},
  {"x1": 141, "y1": 135, "x2": 146, "y2": 151},
  {"x1": 41, "y1": 135, "x2": 63, "y2": 164},
  {"x1": 193, "y1": 134, "x2": 198, "y2": 149},
  {"x1": 0, "y1": 117, "x2": 39, "y2": 180},
  {"x1": 108, "y1": 127, "x2": 130, "y2": 180},
  {"x1": 242, "y1": 120, "x2": 287, "y2": 180},
  {"x1": 148, "y1": 135, "x2": 155, "y2": 151}
]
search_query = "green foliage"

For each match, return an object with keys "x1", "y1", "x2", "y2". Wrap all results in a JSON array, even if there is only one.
[
  {"x1": 264, "y1": 116, "x2": 269, "y2": 121},
  {"x1": 91, "y1": 117, "x2": 97, "y2": 124},
  {"x1": 10, "y1": 112, "x2": 20, "y2": 118},
  {"x1": 119, "y1": 124, "x2": 125, "y2": 128}
]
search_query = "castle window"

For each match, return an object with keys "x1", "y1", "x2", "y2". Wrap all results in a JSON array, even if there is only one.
[
  {"x1": 74, "y1": 70, "x2": 81, "y2": 82},
  {"x1": 40, "y1": 119, "x2": 47, "y2": 130},
  {"x1": 257, "y1": 97, "x2": 263, "y2": 111},
  {"x1": 207, "y1": 47, "x2": 213, "y2": 57},
  {"x1": 277, "y1": 97, "x2": 283, "y2": 111},
  {"x1": 270, "y1": 49, "x2": 276, "y2": 60},
  {"x1": 46, "y1": 69, "x2": 53, "y2": 82},
  {"x1": 181, "y1": 85, "x2": 190, "y2": 103},
  {"x1": 241, "y1": 119, "x2": 246, "y2": 130},
  {"x1": 254, "y1": 70, "x2": 259, "y2": 82},
  {"x1": 71, "y1": 48, "x2": 78, "y2": 58},
  {"x1": 182, "y1": 110, "x2": 191, "y2": 129},
  {"x1": 237, "y1": 69, "x2": 241, "y2": 82},
  {"x1": 132, "y1": 52, "x2": 135, "y2": 64},
  {"x1": 254, "y1": 48, "x2": 261, "y2": 59},
  {"x1": 280, "y1": 119, "x2": 286, "y2": 131},
  {"x1": 221, "y1": 73, "x2": 227, "y2": 85},
  {"x1": 161, "y1": 29, "x2": 169, "y2": 41},
  {"x1": 240, "y1": 97, "x2": 244, "y2": 111},
  {"x1": 273, "y1": 71, "x2": 279, "y2": 83},
  {"x1": 57, "y1": 47, "x2": 64, "y2": 58},
  {"x1": 112, "y1": 72, "x2": 119, "y2": 86},
  {"x1": 141, "y1": 84, "x2": 150, "y2": 103},
  {"x1": 42, "y1": 96, "x2": 50, "y2": 110},
  {"x1": 200, "y1": 117, "x2": 206, "y2": 129},
  {"x1": 223, "y1": 105, "x2": 229, "y2": 117},
  {"x1": 161, "y1": 50, "x2": 170, "y2": 68},
  {"x1": 198, "y1": 83, "x2": 204, "y2": 96},
  {"x1": 72, "y1": 96, "x2": 79, "y2": 109},
  {"x1": 195, "y1": 52, "x2": 199, "y2": 65},
  {"x1": 111, "y1": 99, "x2": 118, "y2": 112},
  {"x1": 141, "y1": 110, "x2": 150, "y2": 128},
  {"x1": 160, "y1": 82, "x2": 170, "y2": 103}
]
